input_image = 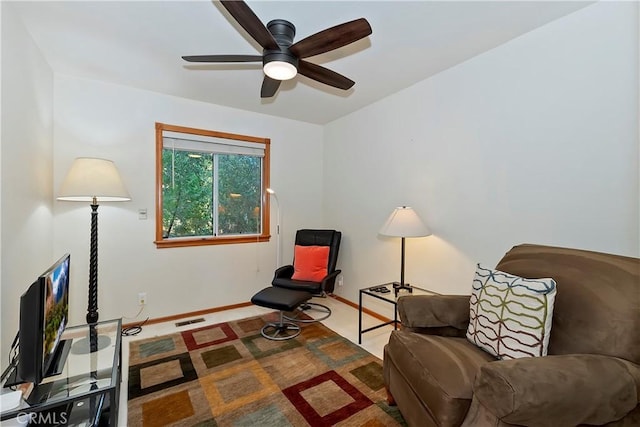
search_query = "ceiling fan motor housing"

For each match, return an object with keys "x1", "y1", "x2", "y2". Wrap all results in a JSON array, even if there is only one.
[
  {"x1": 267, "y1": 19, "x2": 296, "y2": 47},
  {"x1": 263, "y1": 19, "x2": 299, "y2": 71}
]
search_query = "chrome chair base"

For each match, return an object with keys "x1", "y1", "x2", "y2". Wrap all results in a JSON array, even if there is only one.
[
  {"x1": 284, "y1": 301, "x2": 332, "y2": 323},
  {"x1": 260, "y1": 311, "x2": 301, "y2": 340}
]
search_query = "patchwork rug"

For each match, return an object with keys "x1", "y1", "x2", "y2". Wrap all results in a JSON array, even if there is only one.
[{"x1": 127, "y1": 312, "x2": 406, "y2": 426}]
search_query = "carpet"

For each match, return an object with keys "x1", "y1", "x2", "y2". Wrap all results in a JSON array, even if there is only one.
[{"x1": 127, "y1": 312, "x2": 406, "y2": 427}]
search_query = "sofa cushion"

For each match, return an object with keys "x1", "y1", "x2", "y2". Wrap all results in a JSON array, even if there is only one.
[
  {"x1": 386, "y1": 330, "x2": 495, "y2": 426},
  {"x1": 466, "y1": 264, "x2": 557, "y2": 360},
  {"x1": 473, "y1": 354, "x2": 640, "y2": 425}
]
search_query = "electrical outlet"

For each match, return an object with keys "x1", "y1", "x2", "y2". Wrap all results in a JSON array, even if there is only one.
[
  {"x1": 138, "y1": 292, "x2": 147, "y2": 306},
  {"x1": 338, "y1": 276, "x2": 344, "y2": 287}
]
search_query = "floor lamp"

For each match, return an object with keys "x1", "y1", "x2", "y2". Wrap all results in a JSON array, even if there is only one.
[
  {"x1": 266, "y1": 188, "x2": 281, "y2": 268},
  {"x1": 379, "y1": 206, "x2": 431, "y2": 292},
  {"x1": 57, "y1": 158, "x2": 130, "y2": 352}
]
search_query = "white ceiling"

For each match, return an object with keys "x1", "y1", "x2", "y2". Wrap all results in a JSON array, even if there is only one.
[{"x1": 10, "y1": 1, "x2": 592, "y2": 125}]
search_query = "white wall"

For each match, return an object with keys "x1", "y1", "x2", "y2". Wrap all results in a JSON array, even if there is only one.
[
  {"x1": 324, "y1": 1, "x2": 639, "y2": 307},
  {"x1": 2, "y1": 0, "x2": 638, "y2": 355},
  {"x1": 0, "y1": 3, "x2": 54, "y2": 369},
  {"x1": 52, "y1": 75, "x2": 324, "y2": 326}
]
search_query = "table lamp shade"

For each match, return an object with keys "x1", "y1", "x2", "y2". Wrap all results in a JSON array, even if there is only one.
[
  {"x1": 57, "y1": 158, "x2": 130, "y2": 202},
  {"x1": 379, "y1": 206, "x2": 431, "y2": 238}
]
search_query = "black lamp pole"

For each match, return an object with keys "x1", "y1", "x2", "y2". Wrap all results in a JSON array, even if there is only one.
[
  {"x1": 71, "y1": 202, "x2": 110, "y2": 354},
  {"x1": 400, "y1": 237, "x2": 405, "y2": 286},
  {"x1": 87, "y1": 198, "x2": 99, "y2": 324},
  {"x1": 72, "y1": 197, "x2": 110, "y2": 354},
  {"x1": 396, "y1": 237, "x2": 412, "y2": 292}
]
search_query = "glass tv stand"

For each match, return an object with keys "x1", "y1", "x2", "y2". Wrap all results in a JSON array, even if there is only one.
[{"x1": 1, "y1": 319, "x2": 122, "y2": 426}]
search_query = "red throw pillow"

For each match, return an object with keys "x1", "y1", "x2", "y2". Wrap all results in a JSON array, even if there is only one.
[{"x1": 291, "y1": 245, "x2": 330, "y2": 282}]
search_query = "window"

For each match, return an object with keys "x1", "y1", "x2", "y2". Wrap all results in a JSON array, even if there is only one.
[{"x1": 155, "y1": 123, "x2": 271, "y2": 248}]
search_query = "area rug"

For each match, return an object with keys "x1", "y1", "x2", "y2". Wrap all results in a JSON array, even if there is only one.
[{"x1": 127, "y1": 312, "x2": 406, "y2": 426}]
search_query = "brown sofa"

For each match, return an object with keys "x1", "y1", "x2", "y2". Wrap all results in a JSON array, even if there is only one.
[{"x1": 383, "y1": 244, "x2": 640, "y2": 427}]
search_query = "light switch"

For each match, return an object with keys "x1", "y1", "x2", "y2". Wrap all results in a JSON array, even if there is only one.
[{"x1": 138, "y1": 208, "x2": 148, "y2": 220}]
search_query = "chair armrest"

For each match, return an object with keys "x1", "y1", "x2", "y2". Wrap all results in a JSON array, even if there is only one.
[
  {"x1": 397, "y1": 294, "x2": 470, "y2": 336},
  {"x1": 320, "y1": 269, "x2": 341, "y2": 294},
  {"x1": 272, "y1": 266, "x2": 338, "y2": 284},
  {"x1": 272, "y1": 267, "x2": 340, "y2": 295},
  {"x1": 473, "y1": 354, "x2": 640, "y2": 426},
  {"x1": 273, "y1": 265, "x2": 294, "y2": 280}
]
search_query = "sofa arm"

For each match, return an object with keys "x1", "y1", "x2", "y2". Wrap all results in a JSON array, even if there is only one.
[
  {"x1": 397, "y1": 294, "x2": 470, "y2": 336},
  {"x1": 473, "y1": 354, "x2": 640, "y2": 426}
]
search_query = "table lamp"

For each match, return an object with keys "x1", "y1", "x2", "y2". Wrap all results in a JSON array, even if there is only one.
[{"x1": 379, "y1": 206, "x2": 431, "y2": 292}]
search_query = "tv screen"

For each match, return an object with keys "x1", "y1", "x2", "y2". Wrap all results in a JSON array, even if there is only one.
[
  {"x1": 15, "y1": 253, "x2": 71, "y2": 386},
  {"x1": 41, "y1": 254, "x2": 70, "y2": 375}
]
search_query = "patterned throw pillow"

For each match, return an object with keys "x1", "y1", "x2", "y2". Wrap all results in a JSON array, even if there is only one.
[{"x1": 466, "y1": 264, "x2": 557, "y2": 360}]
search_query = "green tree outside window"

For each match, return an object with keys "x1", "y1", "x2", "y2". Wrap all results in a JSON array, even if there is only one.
[{"x1": 155, "y1": 123, "x2": 271, "y2": 248}]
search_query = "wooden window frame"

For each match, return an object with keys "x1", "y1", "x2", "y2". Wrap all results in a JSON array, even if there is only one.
[{"x1": 155, "y1": 122, "x2": 271, "y2": 249}]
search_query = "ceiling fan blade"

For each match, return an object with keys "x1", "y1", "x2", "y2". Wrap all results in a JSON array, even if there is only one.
[
  {"x1": 219, "y1": 1, "x2": 278, "y2": 50},
  {"x1": 261, "y1": 76, "x2": 282, "y2": 98},
  {"x1": 298, "y1": 60, "x2": 354, "y2": 90},
  {"x1": 182, "y1": 55, "x2": 263, "y2": 63},
  {"x1": 290, "y1": 18, "x2": 372, "y2": 59}
]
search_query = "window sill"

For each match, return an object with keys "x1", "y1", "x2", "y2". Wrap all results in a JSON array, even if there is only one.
[{"x1": 155, "y1": 235, "x2": 271, "y2": 249}]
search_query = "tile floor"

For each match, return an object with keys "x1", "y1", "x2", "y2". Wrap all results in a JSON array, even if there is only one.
[{"x1": 117, "y1": 296, "x2": 396, "y2": 423}]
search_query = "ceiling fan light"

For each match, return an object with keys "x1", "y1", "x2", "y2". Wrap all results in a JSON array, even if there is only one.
[{"x1": 263, "y1": 60, "x2": 297, "y2": 80}]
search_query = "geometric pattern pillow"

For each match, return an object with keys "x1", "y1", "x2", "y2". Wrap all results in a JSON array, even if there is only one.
[{"x1": 466, "y1": 264, "x2": 557, "y2": 360}]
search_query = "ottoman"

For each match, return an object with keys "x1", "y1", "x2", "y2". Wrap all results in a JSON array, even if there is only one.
[{"x1": 251, "y1": 287, "x2": 312, "y2": 340}]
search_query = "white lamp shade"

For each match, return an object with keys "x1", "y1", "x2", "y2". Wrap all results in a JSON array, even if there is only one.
[
  {"x1": 57, "y1": 157, "x2": 131, "y2": 202},
  {"x1": 379, "y1": 206, "x2": 431, "y2": 238}
]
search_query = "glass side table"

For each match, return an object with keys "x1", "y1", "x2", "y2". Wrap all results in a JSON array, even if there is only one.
[
  {"x1": 359, "y1": 283, "x2": 437, "y2": 344},
  {"x1": 1, "y1": 318, "x2": 122, "y2": 426}
]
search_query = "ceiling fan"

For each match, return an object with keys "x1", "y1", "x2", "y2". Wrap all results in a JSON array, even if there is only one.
[{"x1": 182, "y1": 1, "x2": 372, "y2": 98}]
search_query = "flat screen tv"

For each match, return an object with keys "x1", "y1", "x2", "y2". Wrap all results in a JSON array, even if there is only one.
[{"x1": 14, "y1": 253, "x2": 71, "y2": 386}]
